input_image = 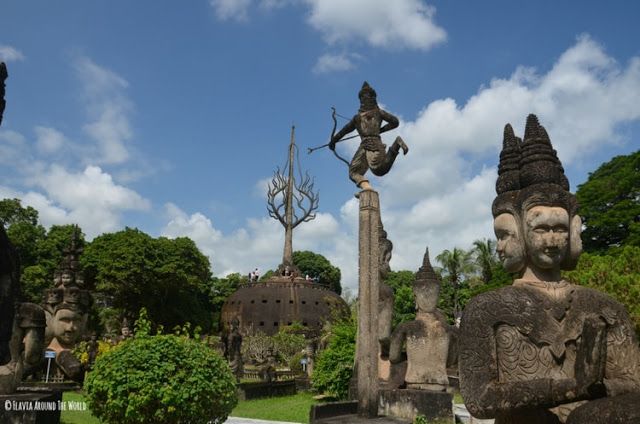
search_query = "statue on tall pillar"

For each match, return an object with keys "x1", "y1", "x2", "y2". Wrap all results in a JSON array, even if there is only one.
[
  {"x1": 459, "y1": 115, "x2": 640, "y2": 424},
  {"x1": 328, "y1": 82, "x2": 408, "y2": 191}
]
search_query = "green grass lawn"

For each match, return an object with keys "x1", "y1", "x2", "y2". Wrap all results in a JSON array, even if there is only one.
[
  {"x1": 60, "y1": 391, "x2": 101, "y2": 424},
  {"x1": 232, "y1": 392, "x2": 317, "y2": 423},
  {"x1": 60, "y1": 391, "x2": 317, "y2": 424}
]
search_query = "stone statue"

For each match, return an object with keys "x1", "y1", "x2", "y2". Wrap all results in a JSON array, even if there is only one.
[
  {"x1": 41, "y1": 226, "x2": 91, "y2": 383},
  {"x1": 389, "y1": 249, "x2": 451, "y2": 391},
  {"x1": 459, "y1": 115, "x2": 640, "y2": 424},
  {"x1": 87, "y1": 334, "x2": 98, "y2": 369},
  {"x1": 378, "y1": 220, "x2": 394, "y2": 359},
  {"x1": 224, "y1": 319, "x2": 243, "y2": 380},
  {"x1": 329, "y1": 82, "x2": 408, "y2": 190},
  {"x1": 0, "y1": 225, "x2": 46, "y2": 394}
]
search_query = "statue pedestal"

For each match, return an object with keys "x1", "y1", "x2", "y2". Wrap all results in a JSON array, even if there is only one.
[
  {"x1": 378, "y1": 388, "x2": 452, "y2": 423},
  {"x1": 0, "y1": 390, "x2": 62, "y2": 424},
  {"x1": 357, "y1": 190, "x2": 381, "y2": 417}
]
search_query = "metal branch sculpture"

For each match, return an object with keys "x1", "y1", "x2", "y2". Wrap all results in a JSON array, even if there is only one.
[{"x1": 267, "y1": 126, "x2": 319, "y2": 270}]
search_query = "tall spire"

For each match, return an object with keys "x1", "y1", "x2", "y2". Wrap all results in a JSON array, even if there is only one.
[
  {"x1": 519, "y1": 114, "x2": 569, "y2": 190},
  {"x1": 267, "y1": 126, "x2": 319, "y2": 270}
]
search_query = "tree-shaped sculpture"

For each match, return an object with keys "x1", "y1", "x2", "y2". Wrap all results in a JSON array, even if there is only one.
[{"x1": 267, "y1": 126, "x2": 319, "y2": 272}]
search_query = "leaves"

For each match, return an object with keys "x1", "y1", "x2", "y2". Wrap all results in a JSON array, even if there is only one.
[
  {"x1": 85, "y1": 329, "x2": 238, "y2": 424},
  {"x1": 576, "y1": 150, "x2": 640, "y2": 253},
  {"x1": 292, "y1": 250, "x2": 342, "y2": 294}
]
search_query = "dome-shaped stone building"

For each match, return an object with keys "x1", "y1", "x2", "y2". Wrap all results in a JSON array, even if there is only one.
[{"x1": 221, "y1": 274, "x2": 349, "y2": 336}]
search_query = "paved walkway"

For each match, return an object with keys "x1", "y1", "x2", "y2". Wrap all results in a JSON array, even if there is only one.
[{"x1": 224, "y1": 417, "x2": 302, "y2": 424}]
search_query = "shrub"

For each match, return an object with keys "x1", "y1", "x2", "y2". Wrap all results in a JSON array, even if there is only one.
[
  {"x1": 312, "y1": 317, "x2": 356, "y2": 399},
  {"x1": 85, "y1": 311, "x2": 237, "y2": 424}
]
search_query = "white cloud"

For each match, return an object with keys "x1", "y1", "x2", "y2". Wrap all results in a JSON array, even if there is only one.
[
  {"x1": 313, "y1": 52, "x2": 357, "y2": 74},
  {"x1": 34, "y1": 126, "x2": 67, "y2": 154},
  {"x1": 160, "y1": 35, "x2": 640, "y2": 293},
  {"x1": 20, "y1": 165, "x2": 151, "y2": 238},
  {"x1": 305, "y1": 0, "x2": 446, "y2": 50},
  {"x1": 0, "y1": 45, "x2": 25, "y2": 62},
  {"x1": 210, "y1": 0, "x2": 252, "y2": 21},
  {"x1": 74, "y1": 57, "x2": 133, "y2": 165}
]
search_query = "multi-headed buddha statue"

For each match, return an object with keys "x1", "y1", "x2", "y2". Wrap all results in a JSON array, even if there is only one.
[{"x1": 459, "y1": 115, "x2": 640, "y2": 423}]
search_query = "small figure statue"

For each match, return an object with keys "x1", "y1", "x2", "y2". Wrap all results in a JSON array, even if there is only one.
[
  {"x1": 329, "y1": 82, "x2": 408, "y2": 190},
  {"x1": 389, "y1": 249, "x2": 451, "y2": 391},
  {"x1": 223, "y1": 319, "x2": 243, "y2": 380},
  {"x1": 117, "y1": 318, "x2": 132, "y2": 342},
  {"x1": 459, "y1": 115, "x2": 640, "y2": 424},
  {"x1": 87, "y1": 334, "x2": 99, "y2": 369}
]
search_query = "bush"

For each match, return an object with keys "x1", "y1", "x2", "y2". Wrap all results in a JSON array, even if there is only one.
[
  {"x1": 312, "y1": 318, "x2": 356, "y2": 399},
  {"x1": 85, "y1": 312, "x2": 237, "y2": 424}
]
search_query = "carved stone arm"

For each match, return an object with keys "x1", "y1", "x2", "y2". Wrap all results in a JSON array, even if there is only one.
[
  {"x1": 459, "y1": 291, "x2": 595, "y2": 419},
  {"x1": 331, "y1": 119, "x2": 356, "y2": 145},
  {"x1": 379, "y1": 109, "x2": 399, "y2": 134},
  {"x1": 389, "y1": 323, "x2": 408, "y2": 365}
]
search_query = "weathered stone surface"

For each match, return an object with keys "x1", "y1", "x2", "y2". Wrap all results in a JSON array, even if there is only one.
[
  {"x1": 310, "y1": 400, "x2": 359, "y2": 422},
  {"x1": 223, "y1": 319, "x2": 243, "y2": 380},
  {"x1": 389, "y1": 249, "x2": 452, "y2": 392},
  {"x1": 41, "y1": 227, "x2": 90, "y2": 384},
  {"x1": 357, "y1": 189, "x2": 381, "y2": 417},
  {"x1": 378, "y1": 388, "x2": 452, "y2": 422},
  {"x1": 329, "y1": 82, "x2": 408, "y2": 190},
  {"x1": 459, "y1": 114, "x2": 640, "y2": 424},
  {"x1": 220, "y1": 279, "x2": 349, "y2": 337}
]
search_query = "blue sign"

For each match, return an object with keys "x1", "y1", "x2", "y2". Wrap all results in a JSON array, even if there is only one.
[{"x1": 44, "y1": 351, "x2": 56, "y2": 359}]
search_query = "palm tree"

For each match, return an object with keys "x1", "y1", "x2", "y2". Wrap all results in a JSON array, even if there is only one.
[
  {"x1": 436, "y1": 247, "x2": 474, "y2": 322},
  {"x1": 472, "y1": 239, "x2": 498, "y2": 284}
]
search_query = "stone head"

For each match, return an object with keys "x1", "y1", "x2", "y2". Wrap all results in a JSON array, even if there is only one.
[
  {"x1": 44, "y1": 288, "x2": 63, "y2": 305},
  {"x1": 518, "y1": 186, "x2": 582, "y2": 272},
  {"x1": 50, "y1": 304, "x2": 83, "y2": 349},
  {"x1": 358, "y1": 81, "x2": 378, "y2": 111},
  {"x1": 414, "y1": 280, "x2": 440, "y2": 313},
  {"x1": 413, "y1": 248, "x2": 441, "y2": 313},
  {"x1": 493, "y1": 115, "x2": 582, "y2": 276}
]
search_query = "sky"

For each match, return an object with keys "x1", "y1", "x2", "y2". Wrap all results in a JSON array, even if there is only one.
[{"x1": 1, "y1": 1, "x2": 639, "y2": 293}]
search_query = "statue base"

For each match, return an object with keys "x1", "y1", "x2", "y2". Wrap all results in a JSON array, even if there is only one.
[
  {"x1": 378, "y1": 388, "x2": 452, "y2": 423},
  {"x1": 0, "y1": 390, "x2": 62, "y2": 424}
]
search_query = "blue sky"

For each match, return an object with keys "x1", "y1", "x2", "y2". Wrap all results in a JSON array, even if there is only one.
[{"x1": 1, "y1": 1, "x2": 639, "y2": 291}]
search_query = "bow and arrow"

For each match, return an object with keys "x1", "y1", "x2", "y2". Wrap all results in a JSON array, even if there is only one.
[{"x1": 307, "y1": 107, "x2": 358, "y2": 167}]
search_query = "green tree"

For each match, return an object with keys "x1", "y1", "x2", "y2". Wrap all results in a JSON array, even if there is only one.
[
  {"x1": 312, "y1": 316, "x2": 356, "y2": 399},
  {"x1": 471, "y1": 239, "x2": 497, "y2": 283},
  {"x1": 564, "y1": 246, "x2": 640, "y2": 336},
  {"x1": 383, "y1": 270, "x2": 416, "y2": 327},
  {"x1": 436, "y1": 248, "x2": 475, "y2": 322},
  {"x1": 292, "y1": 250, "x2": 342, "y2": 294},
  {"x1": 576, "y1": 150, "x2": 640, "y2": 253},
  {"x1": 210, "y1": 272, "x2": 247, "y2": 329},
  {"x1": 0, "y1": 198, "x2": 46, "y2": 269},
  {"x1": 81, "y1": 228, "x2": 215, "y2": 331},
  {"x1": 85, "y1": 310, "x2": 237, "y2": 424}
]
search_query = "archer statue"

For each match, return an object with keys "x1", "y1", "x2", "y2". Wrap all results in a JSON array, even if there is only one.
[{"x1": 328, "y1": 82, "x2": 408, "y2": 190}]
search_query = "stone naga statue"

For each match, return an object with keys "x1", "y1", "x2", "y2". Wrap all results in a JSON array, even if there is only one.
[
  {"x1": 389, "y1": 249, "x2": 451, "y2": 391},
  {"x1": 328, "y1": 82, "x2": 409, "y2": 190},
  {"x1": 459, "y1": 115, "x2": 640, "y2": 423}
]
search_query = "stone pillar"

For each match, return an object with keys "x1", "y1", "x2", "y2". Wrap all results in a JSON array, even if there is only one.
[{"x1": 356, "y1": 190, "x2": 380, "y2": 417}]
